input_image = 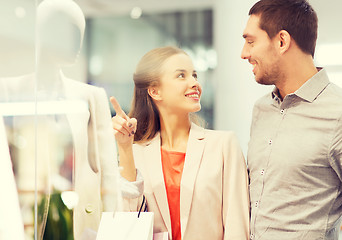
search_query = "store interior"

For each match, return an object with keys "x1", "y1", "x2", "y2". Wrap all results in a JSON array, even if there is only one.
[{"x1": 0, "y1": 0, "x2": 341, "y2": 239}]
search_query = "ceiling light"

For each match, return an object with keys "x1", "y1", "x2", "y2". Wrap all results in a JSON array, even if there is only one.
[{"x1": 130, "y1": 7, "x2": 142, "y2": 19}]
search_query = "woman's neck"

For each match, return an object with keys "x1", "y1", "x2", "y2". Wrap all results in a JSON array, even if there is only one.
[{"x1": 159, "y1": 112, "x2": 191, "y2": 153}]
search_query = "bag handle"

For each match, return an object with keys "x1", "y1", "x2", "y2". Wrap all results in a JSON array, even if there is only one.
[{"x1": 137, "y1": 195, "x2": 147, "y2": 218}]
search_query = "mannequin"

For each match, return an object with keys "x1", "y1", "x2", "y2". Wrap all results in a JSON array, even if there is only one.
[
  {"x1": 0, "y1": 117, "x2": 25, "y2": 240},
  {"x1": 36, "y1": 0, "x2": 85, "y2": 97},
  {"x1": 0, "y1": 0, "x2": 121, "y2": 239}
]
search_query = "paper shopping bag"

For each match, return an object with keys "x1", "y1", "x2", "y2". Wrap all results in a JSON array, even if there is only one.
[
  {"x1": 96, "y1": 212, "x2": 154, "y2": 240},
  {"x1": 153, "y1": 232, "x2": 168, "y2": 240}
]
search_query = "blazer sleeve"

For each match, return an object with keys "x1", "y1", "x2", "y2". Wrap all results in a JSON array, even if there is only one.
[
  {"x1": 120, "y1": 144, "x2": 148, "y2": 212},
  {"x1": 222, "y1": 132, "x2": 250, "y2": 240},
  {"x1": 120, "y1": 170, "x2": 145, "y2": 212},
  {"x1": 90, "y1": 86, "x2": 122, "y2": 211}
]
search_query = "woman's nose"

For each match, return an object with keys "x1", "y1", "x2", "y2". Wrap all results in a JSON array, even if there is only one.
[
  {"x1": 191, "y1": 78, "x2": 199, "y2": 88},
  {"x1": 191, "y1": 82, "x2": 201, "y2": 94}
]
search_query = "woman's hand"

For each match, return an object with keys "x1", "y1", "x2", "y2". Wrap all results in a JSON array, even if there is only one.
[
  {"x1": 110, "y1": 96, "x2": 137, "y2": 148},
  {"x1": 110, "y1": 96, "x2": 137, "y2": 181}
]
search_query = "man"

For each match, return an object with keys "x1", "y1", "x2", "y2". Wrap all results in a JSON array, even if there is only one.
[{"x1": 241, "y1": 0, "x2": 342, "y2": 239}]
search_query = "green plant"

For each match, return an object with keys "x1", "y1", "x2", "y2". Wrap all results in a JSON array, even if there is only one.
[{"x1": 39, "y1": 191, "x2": 73, "y2": 240}]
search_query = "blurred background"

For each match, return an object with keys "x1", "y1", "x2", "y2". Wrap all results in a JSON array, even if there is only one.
[
  {"x1": 0, "y1": 0, "x2": 341, "y2": 239},
  {"x1": 1, "y1": 0, "x2": 341, "y2": 152}
]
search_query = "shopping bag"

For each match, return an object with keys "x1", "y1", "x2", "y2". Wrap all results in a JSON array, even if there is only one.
[
  {"x1": 96, "y1": 211, "x2": 154, "y2": 240},
  {"x1": 97, "y1": 196, "x2": 153, "y2": 240},
  {"x1": 153, "y1": 232, "x2": 168, "y2": 240}
]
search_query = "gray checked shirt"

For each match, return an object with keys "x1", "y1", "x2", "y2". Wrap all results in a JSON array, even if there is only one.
[{"x1": 248, "y1": 68, "x2": 342, "y2": 240}]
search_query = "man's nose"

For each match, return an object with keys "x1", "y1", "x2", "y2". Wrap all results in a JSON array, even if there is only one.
[{"x1": 241, "y1": 44, "x2": 250, "y2": 60}]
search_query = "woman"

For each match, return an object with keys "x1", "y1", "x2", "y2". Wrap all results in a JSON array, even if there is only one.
[{"x1": 111, "y1": 46, "x2": 249, "y2": 240}]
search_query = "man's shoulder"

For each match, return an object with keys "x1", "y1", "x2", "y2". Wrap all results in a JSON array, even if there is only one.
[
  {"x1": 326, "y1": 82, "x2": 342, "y2": 100},
  {"x1": 317, "y1": 82, "x2": 342, "y2": 116}
]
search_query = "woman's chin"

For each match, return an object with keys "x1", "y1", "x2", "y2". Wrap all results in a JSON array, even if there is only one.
[{"x1": 191, "y1": 105, "x2": 201, "y2": 113}]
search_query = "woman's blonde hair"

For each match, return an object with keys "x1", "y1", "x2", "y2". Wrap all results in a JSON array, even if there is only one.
[{"x1": 128, "y1": 46, "x2": 188, "y2": 143}]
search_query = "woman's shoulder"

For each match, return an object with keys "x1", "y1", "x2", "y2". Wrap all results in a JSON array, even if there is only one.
[
  {"x1": 132, "y1": 142, "x2": 146, "y2": 151},
  {"x1": 132, "y1": 136, "x2": 158, "y2": 152},
  {"x1": 204, "y1": 128, "x2": 236, "y2": 137},
  {"x1": 206, "y1": 129, "x2": 240, "y2": 146},
  {"x1": 194, "y1": 124, "x2": 235, "y2": 139},
  {"x1": 191, "y1": 122, "x2": 235, "y2": 138}
]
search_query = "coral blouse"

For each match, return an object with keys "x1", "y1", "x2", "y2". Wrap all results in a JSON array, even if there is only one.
[{"x1": 161, "y1": 148, "x2": 186, "y2": 240}]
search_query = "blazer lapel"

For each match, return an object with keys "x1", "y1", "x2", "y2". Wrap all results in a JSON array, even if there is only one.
[
  {"x1": 180, "y1": 123, "x2": 205, "y2": 237},
  {"x1": 61, "y1": 74, "x2": 97, "y2": 172},
  {"x1": 143, "y1": 133, "x2": 172, "y2": 234}
]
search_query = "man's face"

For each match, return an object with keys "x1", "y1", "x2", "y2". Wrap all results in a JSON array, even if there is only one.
[{"x1": 241, "y1": 14, "x2": 281, "y2": 86}]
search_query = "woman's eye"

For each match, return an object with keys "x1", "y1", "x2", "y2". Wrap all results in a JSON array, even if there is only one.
[{"x1": 177, "y1": 73, "x2": 185, "y2": 78}]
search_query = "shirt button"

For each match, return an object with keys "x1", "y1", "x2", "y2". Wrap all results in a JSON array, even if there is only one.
[
  {"x1": 250, "y1": 234, "x2": 254, "y2": 239},
  {"x1": 268, "y1": 139, "x2": 272, "y2": 145},
  {"x1": 85, "y1": 204, "x2": 94, "y2": 214},
  {"x1": 280, "y1": 109, "x2": 285, "y2": 114},
  {"x1": 255, "y1": 201, "x2": 259, "y2": 208},
  {"x1": 260, "y1": 169, "x2": 265, "y2": 175}
]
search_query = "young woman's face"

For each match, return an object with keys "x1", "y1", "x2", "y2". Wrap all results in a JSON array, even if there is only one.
[{"x1": 156, "y1": 53, "x2": 202, "y2": 114}]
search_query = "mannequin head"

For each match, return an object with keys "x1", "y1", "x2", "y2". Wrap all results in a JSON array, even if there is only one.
[{"x1": 36, "y1": 0, "x2": 85, "y2": 67}]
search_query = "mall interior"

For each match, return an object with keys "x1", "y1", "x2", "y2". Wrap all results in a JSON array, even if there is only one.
[{"x1": 1, "y1": 0, "x2": 342, "y2": 239}]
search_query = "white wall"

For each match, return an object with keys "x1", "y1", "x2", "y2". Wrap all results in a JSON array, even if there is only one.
[{"x1": 213, "y1": 0, "x2": 271, "y2": 155}]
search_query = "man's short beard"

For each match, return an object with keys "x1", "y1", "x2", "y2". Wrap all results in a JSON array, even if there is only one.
[{"x1": 256, "y1": 61, "x2": 282, "y2": 86}]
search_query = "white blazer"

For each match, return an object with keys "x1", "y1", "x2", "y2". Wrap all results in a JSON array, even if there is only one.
[
  {"x1": 62, "y1": 74, "x2": 120, "y2": 239},
  {"x1": 124, "y1": 123, "x2": 250, "y2": 240}
]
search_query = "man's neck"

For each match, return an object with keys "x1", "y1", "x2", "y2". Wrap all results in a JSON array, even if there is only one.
[{"x1": 276, "y1": 55, "x2": 318, "y2": 100}]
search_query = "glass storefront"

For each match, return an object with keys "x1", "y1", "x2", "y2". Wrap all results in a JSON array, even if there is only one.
[
  {"x1": 1, "y1": 0, "x2": 341, "y2": 239},
  {"x1": 0, "y1": 1, "x2": 214, "y2": 239}
]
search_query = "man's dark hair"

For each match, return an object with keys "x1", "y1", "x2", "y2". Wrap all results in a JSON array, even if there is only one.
[{"x1": 249, "y1": 0, "x2": 318, "y2": 57}]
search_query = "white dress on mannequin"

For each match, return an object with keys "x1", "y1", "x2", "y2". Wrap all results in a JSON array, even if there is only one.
[{"x1": 0, "y1": 0, "x2": 121, "y2": 239}]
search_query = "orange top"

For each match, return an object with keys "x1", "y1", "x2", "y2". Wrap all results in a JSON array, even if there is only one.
[{"x1": 161, "y1": 148, "x2": 186, "y2": 240}]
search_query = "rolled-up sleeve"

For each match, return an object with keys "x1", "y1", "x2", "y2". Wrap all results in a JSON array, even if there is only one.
[{"x1": 120, "y1": 169, "x2": 145, "y2": 211}]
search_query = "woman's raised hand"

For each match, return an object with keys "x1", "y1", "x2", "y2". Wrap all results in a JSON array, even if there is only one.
[
  {"x1": 110, "y1": 96, "x2": 137, "y2": 181},
  {"x1": 110, "y1": 96, "x2": 137, "y2": 147}
]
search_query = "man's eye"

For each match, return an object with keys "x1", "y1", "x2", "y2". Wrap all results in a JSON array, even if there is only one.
[{"x1": 178, "y1": 73, "x2": 185, "y2": 78}]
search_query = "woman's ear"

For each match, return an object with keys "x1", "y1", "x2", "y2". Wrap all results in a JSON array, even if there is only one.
[
  {"x1": 148, "y1": 87, "x2": 162, "y2": 101},
  {"x1": 277, "y1": 30, "x2": 291, "y2": 55}
]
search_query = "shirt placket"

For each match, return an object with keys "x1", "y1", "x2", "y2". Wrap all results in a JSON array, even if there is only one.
[{"x1": 251, "y1": 97, "x2": 289, "y2": 240}]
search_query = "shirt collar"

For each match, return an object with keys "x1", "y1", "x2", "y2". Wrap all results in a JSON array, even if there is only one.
[
  {"x1": 294, "y1": 68, "x2": 330, "y2": 102},
  {"x1": 271, "y1": 68, "x2": 330, "y2": 103},
  {"x1": 271, "y1": 88, "x2": 281, "y2": 104}
]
